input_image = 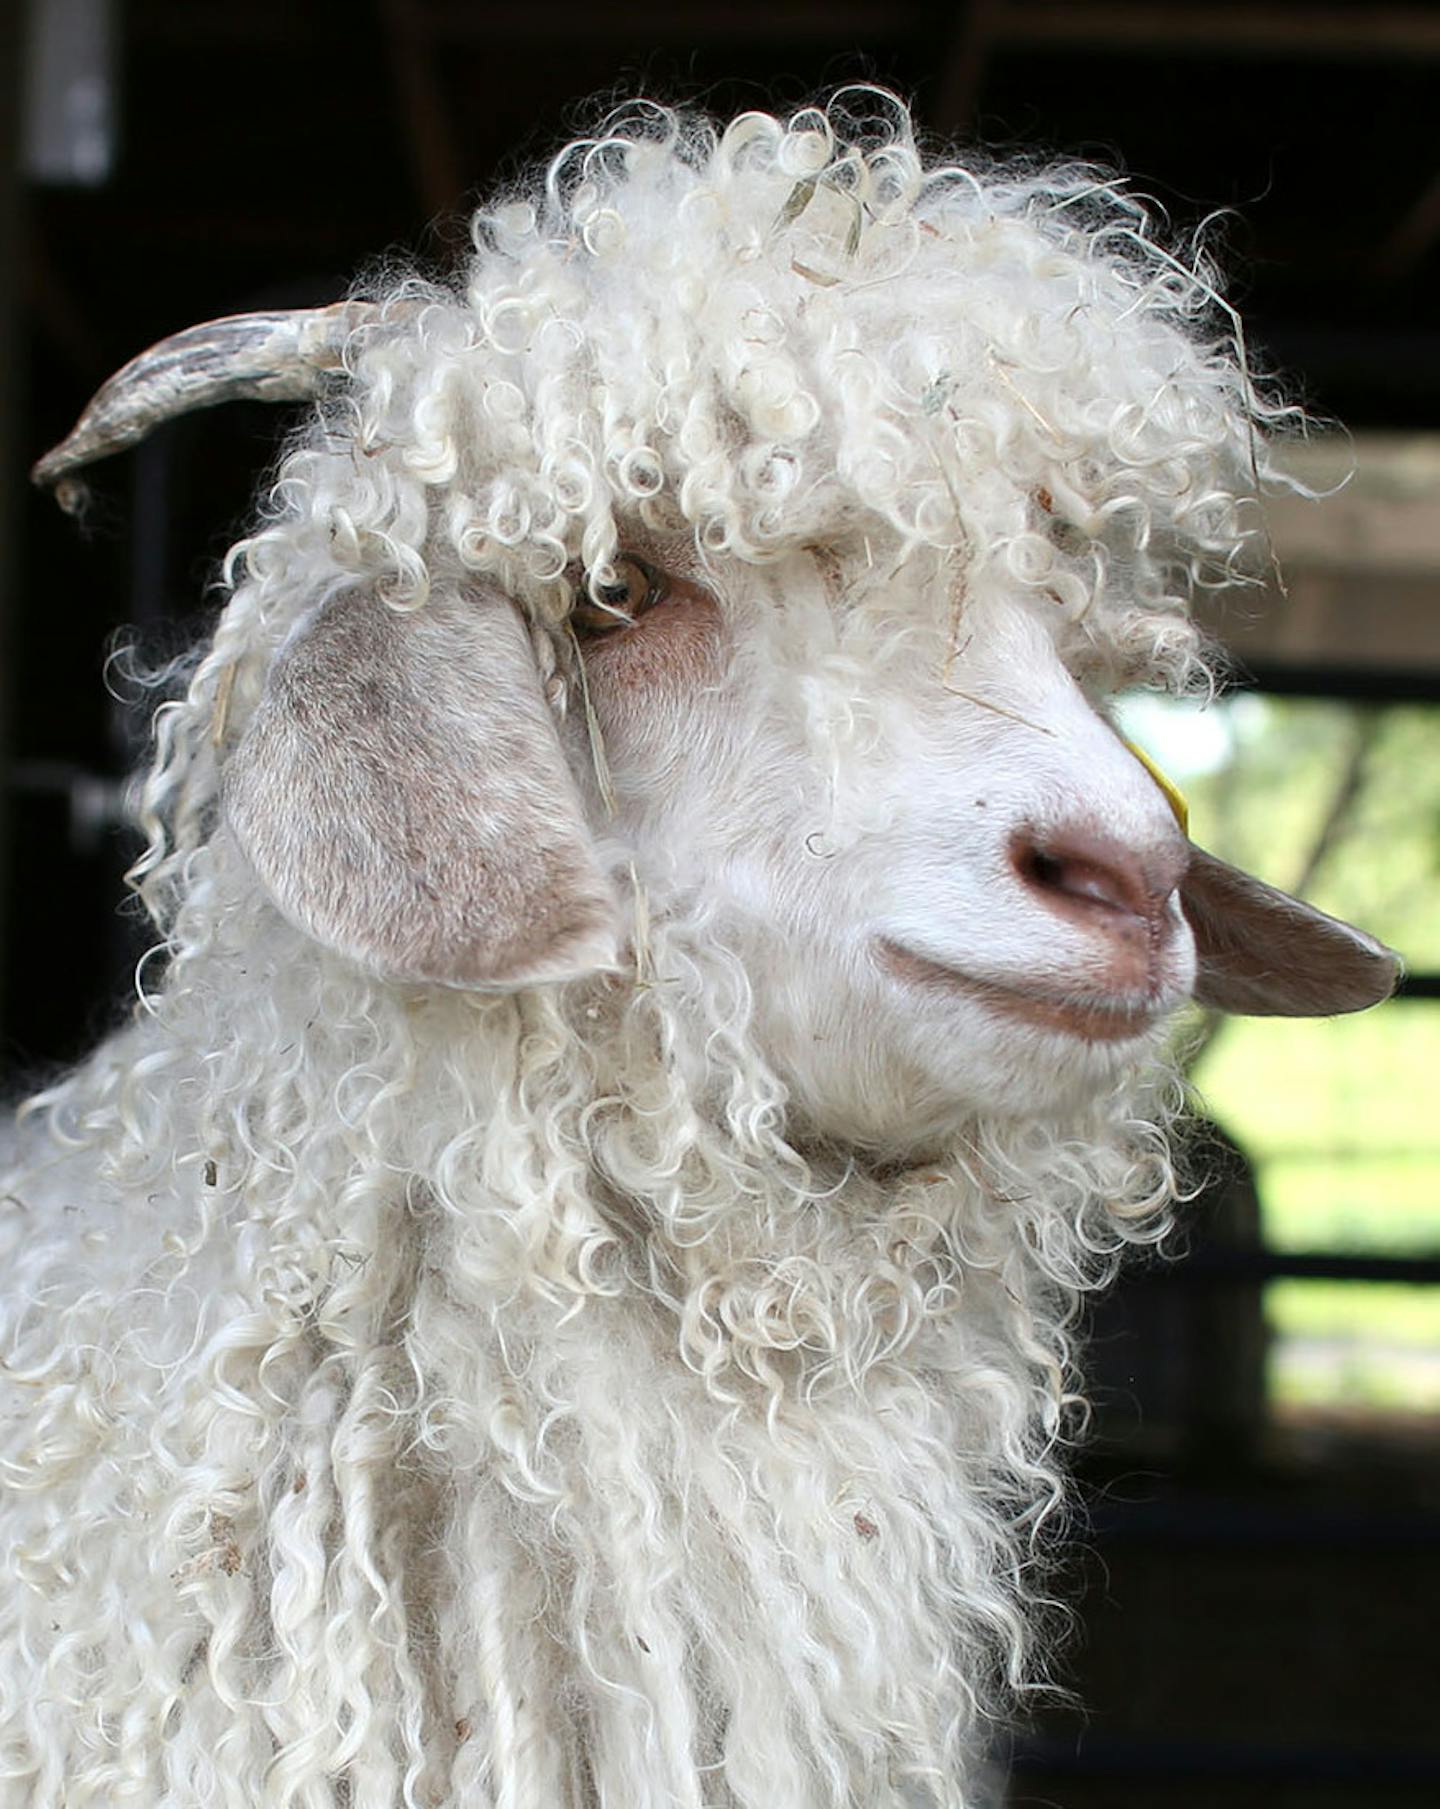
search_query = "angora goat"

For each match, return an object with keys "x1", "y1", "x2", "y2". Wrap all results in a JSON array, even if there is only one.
[{"x1": 5, "y1": 93, "x2": 1396, "y2": 1809}]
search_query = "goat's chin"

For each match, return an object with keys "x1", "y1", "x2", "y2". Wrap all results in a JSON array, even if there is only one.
[
  {"x1": 763, "y1": 1003, "x2": 1165, "y2": 1156},
  {"x1": 913, "y1": 987, "x2": 1173, "y2": 1121},
  {"x1": 731, "y1": 918, "x2": 1182, "y2": 1152},
  {"x1": 863, "y1": 935, "x2": 1187, "y2": 1115}
]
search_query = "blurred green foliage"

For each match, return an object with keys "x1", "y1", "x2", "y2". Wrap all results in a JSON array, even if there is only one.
[{"x1": 1118, "y1": 692, "x2": 1440, "y2": 1418}]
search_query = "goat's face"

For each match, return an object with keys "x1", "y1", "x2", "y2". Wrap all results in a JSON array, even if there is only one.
[
  {"x1": 573, "y1": 540, "x2": 1194, "y2": 1143},
  {"x1": 223, "y1": 533, "x2": 1396, "y2": 1154}
]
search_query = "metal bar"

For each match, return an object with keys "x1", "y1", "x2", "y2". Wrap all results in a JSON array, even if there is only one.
[
  {"x1": 1009, "y1": 1730, "x2": 1440, "y2": 1784},
  {"x1": 1131, "y1": 1249, "x2": 1440, "y2": 1284},
  {"x1": 1225, "y1": 658, "x2": 1440, "y2": 703},
  {"x1": 1083, "y1": 1494, "x2": 1440, "y2": 1549}
]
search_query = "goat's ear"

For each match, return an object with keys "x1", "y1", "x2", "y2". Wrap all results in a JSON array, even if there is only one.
[
  {"x1": 1181, "y1": 845, "x2": 1400, "y2": 1017},
  {"x1": 224, "y1": 584, "x2": 620, "y2": 988}
]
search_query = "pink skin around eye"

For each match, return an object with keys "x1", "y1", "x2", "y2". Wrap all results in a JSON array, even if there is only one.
[{"x1": 579, "y1": 572, "x2": 725, "y2": 699}]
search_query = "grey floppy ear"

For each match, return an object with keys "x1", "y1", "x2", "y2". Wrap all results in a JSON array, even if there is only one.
[
  {"x1": 1181, "y1": 845, "x2": 1401, "y2": 1017},
  {"x1": 224, "y1": 582, "x2": 620, "y2": 988}
]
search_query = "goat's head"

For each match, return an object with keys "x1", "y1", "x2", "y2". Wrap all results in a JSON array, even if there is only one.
[
  {"x1": 35, "y1": 95, "x2": 1397, "y2": 1155},
  {"x1": 217, "y1": 531, "x2": 1394, "y2": 1152}
]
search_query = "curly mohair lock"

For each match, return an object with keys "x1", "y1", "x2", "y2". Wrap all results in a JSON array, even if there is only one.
[
  {"x1": 215, "y1": 89, "x2": 1285, "y2": 660},
  {"x1": 0, "y1": 92, "x2": 1292, "y2": 1809},
  {"x1": 131, "y1": 88, "x2": 1296, "y2": 930}
]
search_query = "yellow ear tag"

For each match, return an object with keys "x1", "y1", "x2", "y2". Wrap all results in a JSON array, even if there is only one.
[{"x1": 1118, "y1": 733, "x2": 1190, "y2": 838}]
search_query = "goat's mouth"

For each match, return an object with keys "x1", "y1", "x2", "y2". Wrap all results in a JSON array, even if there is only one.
[{"x1": 876, "y1": 938, "x2": 1168, "y2": 1043}]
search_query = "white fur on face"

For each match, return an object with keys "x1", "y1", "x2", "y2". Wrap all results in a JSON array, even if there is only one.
[{"x1": 579, "y1": 543, "x2": 1195, "y2": 1151}]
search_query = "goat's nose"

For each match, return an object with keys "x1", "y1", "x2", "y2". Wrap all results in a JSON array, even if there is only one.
[{"x1": 1010, "y1": 825, "x2": 1186, "y2": 945}]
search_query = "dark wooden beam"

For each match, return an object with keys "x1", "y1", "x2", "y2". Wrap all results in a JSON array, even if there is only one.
[
  {"x1": 0, "y1": 0, "x2": 19, "y2": 1043},
  {"x1": 930, "y1": 0, "x2": 1000, "y2": 137},
  {"x1": 994, "y1": 2, "x2": 1440, "y2": 59},
  {"x1": 377, "y1": 0, "x2": 465, "y2": 220},
  {"x1": 421, "y1": 0, "x2": 910, "y2": 43},
  {"x1": 139, "y1": 0, "x2": 913, "y2": 47},
  {"x1": 1378, "y1": 170, "x2": 1440, "y2": 282}
]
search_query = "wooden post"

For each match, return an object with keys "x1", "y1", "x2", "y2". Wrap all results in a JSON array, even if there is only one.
[{"x1": 0, "y1": 2, "x2": 23, "y2": 1046}]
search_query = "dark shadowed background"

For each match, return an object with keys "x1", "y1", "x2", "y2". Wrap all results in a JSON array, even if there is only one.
[{"x1": 5, "y1": 4, "x2": 1439, "y2": 1804}]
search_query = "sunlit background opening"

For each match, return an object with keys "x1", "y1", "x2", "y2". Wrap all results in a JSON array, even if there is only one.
[{"x1": 1117, "y1": 688, "x2": 1440, "y2": 1425}]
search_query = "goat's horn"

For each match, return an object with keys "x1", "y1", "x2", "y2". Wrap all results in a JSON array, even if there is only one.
[{"x1": 32, "y1": 301, "x2": 378, "y2": 503}]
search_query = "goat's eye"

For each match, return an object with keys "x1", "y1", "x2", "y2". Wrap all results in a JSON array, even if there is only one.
[{"x1": 571, "y1": 554, "x2": 666, "y2": 634}]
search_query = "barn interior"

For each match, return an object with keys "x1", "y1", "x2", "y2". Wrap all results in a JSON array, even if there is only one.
[{"x1": 3, "y1": 4, "x2": 1438, "y2": 1804}]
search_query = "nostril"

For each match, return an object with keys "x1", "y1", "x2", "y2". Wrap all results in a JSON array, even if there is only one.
[
  {"x1": 1011, "y1": 826, "x2": 1184, "y2": 926},
  {"x1": 1016, "y1": 844, "x2": 1076, "y2": 900}
]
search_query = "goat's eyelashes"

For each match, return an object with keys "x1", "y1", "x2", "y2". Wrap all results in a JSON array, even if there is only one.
[{"x1": 571, "y1": 554, "x2": 668, "y2": 634}]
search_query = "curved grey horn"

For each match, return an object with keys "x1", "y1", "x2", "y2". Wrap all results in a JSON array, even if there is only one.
[{"x1": 32, "y1": 301, "x2": 378, "y2": 502}]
